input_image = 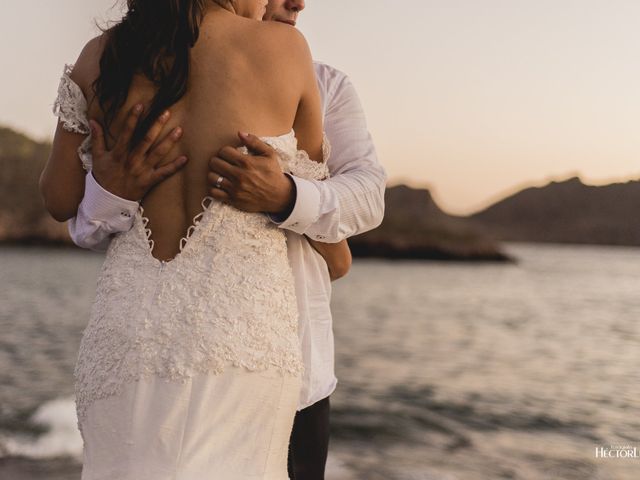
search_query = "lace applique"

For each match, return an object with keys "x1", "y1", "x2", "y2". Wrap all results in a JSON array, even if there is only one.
[
  {"x1": 77, "y1": 139, "x2": 93, "y2": 172},
  {"x1": 138, "y1": 196, "x2": 217, "y2": 258},
  {"x1": 322, "y1": 131, "x2": 332, "y2": 167},
  {"x1": 52, "y1": 64, "x2": 93, "y2": 171},
  {"x1": 289, "y1": 148, "x2": 330, "y2": 180},
  {"x1": 73, "y1": 133, "x2": 316, "y2": 427},
  {"x1": 53, "y1": 64, "x2": 90, "y2": 134},
  {"x1": 260, "y1": 130, "x2": 331, "y2": 181},
  {"x1": 138, "y1": 205, "x2": 154, "y2": 252},
  {"x1": 179, "y1": 196, "x2": 215, "y2": 252},
  {"x1": 74, "y1": 203, "x2": 303, "y2": 425}
]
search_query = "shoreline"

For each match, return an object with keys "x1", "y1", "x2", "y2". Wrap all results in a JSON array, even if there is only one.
[
  {"x1": 0, "y1": 239, "x2": 515, "y2": 262},
  {"x1": 0, "y1": 456, "x2": 81, "y2": 480}
]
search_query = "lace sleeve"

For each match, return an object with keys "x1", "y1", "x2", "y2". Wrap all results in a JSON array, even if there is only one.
[
  {"x1": 286, "y1": 132, "x2": 331, "y2": 181},
  {"x1": 52, "y1": 64, "x2": 94, "y2": 171},
  {"x1": 53, "y1": 64, "x2": 90, "y2": 135}
]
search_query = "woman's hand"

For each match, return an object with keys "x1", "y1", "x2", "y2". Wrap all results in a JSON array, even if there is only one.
[
  {"x1": 40, "y1": 104, "x2": 188, "y2": 222},
  {"x1": 305, "y1": 238, "x2": 352, "y2": 281},
  {"x1": 90, "y1": 105, "x2": 188, "y2": 201}
]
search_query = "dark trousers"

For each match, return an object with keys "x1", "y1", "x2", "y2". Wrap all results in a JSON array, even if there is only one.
[{"x1": 287, "y1": 396, "x2": 331, "y2": 480}]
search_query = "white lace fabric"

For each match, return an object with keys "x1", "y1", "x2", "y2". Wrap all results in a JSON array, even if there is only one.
[
  {"x1": 53, "y1": 64, "x2": 94, "y2": 171},
  {"x1": 53, "y1": 64, "x2": 331, "y2": 426}
]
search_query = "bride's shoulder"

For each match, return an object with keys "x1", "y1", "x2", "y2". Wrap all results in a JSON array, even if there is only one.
[
  {"x1": 256, "y1": 20, "x2": 305, "y2": 39},
  {"x1": 68, "y1": 34, "x2": 107, "y2": 98},
  {"x1": 253, "y1": 22, "x2": 312, "y2": 62}
]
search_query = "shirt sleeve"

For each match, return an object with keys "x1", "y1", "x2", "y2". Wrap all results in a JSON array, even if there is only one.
[
  {"x1": 67, "y1": 171, "x2": 138, "y2": 251},
  {"x1": 272, "y1": 70, "x2": 387, "y2": 242}
]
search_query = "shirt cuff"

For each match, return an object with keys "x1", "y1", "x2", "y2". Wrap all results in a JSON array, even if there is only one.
[
  {"x1": 268, "y1": 175, "x2": 321, "y2": 235},
  {"x1": 83, "y1": 171, "x2": 139, "y2": 230}
]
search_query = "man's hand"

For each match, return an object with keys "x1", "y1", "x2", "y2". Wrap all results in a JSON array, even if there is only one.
[
  {"x1": 208, "y1": 132, "x2": 295, "y2": 216},
  {"x1": 89, "y1": 104, "x2": 188, "y2": 201}
]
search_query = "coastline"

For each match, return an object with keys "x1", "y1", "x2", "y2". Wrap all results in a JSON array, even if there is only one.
[
  {"x1": 0, "y1": 456, "x2": 80, "y2": 480},
  {"x1": 0, "y1": 238, "x2": 514, "y2": 262}
]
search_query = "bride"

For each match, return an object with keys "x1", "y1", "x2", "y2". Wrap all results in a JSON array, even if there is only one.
[{"x1": 40, "y1": 0, "x2": 350, "y2": 478}]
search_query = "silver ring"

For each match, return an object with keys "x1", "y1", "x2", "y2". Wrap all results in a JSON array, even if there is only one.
[{"x1": 215, "y1": 175, "x2": 225, "y2": 189}]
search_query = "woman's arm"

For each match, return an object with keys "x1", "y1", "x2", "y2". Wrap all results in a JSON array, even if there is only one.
[
  {"x1": 306, "y1": 237, "x2": 352, "y2": 281},
  {"x1": 39, "y1": 125, "x2": 87, "y2": 221},
  {"x1": 39, "y1": 38, "x2": 103, "y2": 221}
]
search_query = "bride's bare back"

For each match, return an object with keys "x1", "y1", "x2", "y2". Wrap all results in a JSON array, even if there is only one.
[{"x1": 75, "y1": 8, "x2": 323, "y2": 261}]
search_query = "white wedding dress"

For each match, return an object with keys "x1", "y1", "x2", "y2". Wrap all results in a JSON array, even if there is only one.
[{"x1": 54, "y1": 65, "x2": 330, "y2": 480}]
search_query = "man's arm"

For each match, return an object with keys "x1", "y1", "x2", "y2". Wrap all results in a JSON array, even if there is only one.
[
  {"x1": 208, "y1": 133, "x2": 353, "y2": 281},
  {"x1": 271, "y1": 67, "x2": 387, "y2": 242},
  {"x1": 206, "y1": 67, "x2": 385, "y2": 243},
  {"x1": 68, "y1": 171, "x2": 139, "y2": 251}
]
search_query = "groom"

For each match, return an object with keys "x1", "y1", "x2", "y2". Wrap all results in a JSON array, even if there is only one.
[{"x1": 69, "y1": 1, "x2": 386, "y2": 478}]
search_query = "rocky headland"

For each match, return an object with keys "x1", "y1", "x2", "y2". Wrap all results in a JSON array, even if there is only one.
[{"x1": 4, "y1": 124, "x2": 636, "y2": 261}]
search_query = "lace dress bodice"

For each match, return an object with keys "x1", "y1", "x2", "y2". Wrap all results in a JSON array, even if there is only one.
[{"x1": 54, "y1": 65, "x2": 330, "y2": 424}]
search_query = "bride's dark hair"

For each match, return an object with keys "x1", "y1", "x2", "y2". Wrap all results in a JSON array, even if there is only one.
[{"x1": 95, "y1": 0, "x2": 225, "y2": 144}]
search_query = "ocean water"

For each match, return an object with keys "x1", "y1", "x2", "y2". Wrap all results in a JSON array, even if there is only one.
[{"x1": 0, "y1": 243, "x2": 639, "y2": 479}]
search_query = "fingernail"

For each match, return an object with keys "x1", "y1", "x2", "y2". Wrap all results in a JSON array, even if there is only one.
[
  {"x1": 179, "y1": 156, "x2": 188, "y2": 164},
  {"x1": 173, "y1": 127, "x2": 182, "y2": 138},
  {"x1": 134, "y1": 104, "x2": 143, "y2": 113},
  {"x1": 161, "y1": 110, "x2": 170, "y2": 120},
  {"x1": 239, "y1": 131, "x2": 249, "y2": 138}
]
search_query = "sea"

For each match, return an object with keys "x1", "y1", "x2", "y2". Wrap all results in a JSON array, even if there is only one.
[{"x1": 0, "y1": 243, "x2": 639, "y2": 479}]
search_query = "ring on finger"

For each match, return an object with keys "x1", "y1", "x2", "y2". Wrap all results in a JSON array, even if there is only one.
[{"x1": 215, "y1": 175, "x2": 225, "y2": 189}]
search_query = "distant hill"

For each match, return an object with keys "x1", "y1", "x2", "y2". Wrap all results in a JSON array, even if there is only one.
[
  {"x1": 468, "y1": 176, "x2": 640, "y2": 246},
  {"x1": 348, "y1": 185, "x2": 511, "y2": 261},
  {"x1": 0, "y1": 127, "x2": 68, "y2": 244},
  {"x1": 0, "y1": 125, "x2": 510, "y2": 261}
]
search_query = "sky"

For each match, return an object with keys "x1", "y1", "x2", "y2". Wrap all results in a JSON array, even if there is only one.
[{"x1": 1, "y1": 0, "x2": 639, "y2": 215}]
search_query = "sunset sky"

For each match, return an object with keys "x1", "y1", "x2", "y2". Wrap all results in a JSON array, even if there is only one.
[{"x1": 2, "y1": 1, "x2": 639, "y2": 214}]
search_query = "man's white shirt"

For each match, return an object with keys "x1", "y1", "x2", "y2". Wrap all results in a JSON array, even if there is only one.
[{"x1": 68, "y1": 62, "x2": 387, "y2": 410}]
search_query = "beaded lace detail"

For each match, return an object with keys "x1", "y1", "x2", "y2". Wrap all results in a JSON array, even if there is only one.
[
  {"x1": 239, "y1": 130, "x2": 330, "y2": 181},
  {"x1": 53, "y1": 64, "x2": 89, "y2": 134},
  {"x1": 136, "y1": 132, "x2": 330, "y2": 262},
  {"x1": 56, "y1": 65, "x2": 333, "y2": 426},
  {"x1": 178, "y1": 196, "x2": 214, "y2": 252},
  {"x1": 138, "y1": 196, "x2": 216, "y2": 256},
  {"x1": 52, "y1": 64, "x2": 93, "y2": 171},
  {"x1": 74, "y1": 199, "x2": 304, "y2": 425}
]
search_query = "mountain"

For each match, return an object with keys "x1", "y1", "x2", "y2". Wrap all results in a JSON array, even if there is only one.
[
  {"x1": 348, "y1": 185, "x2": 511, "y2": 261},
  {"x1": 0, "y1": 127, "x2": 69, "y2": 244},
  {"x1": 0, "y1": 124, "x2": 509, "y2": 261},
  {"x1": 468, "y1": 176, "x2": 640, "y2": 246}
]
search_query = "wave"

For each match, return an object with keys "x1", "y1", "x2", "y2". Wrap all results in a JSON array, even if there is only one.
[
  {"x1": 331, "y1": 384, "x2": 600, "y2": 447},
  {"x1": 0, "y1": 397, "x2": 82, "y2": 460}
]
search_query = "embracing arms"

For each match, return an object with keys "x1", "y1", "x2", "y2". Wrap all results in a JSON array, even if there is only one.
[
  {"x1": 59, "y1": 73, "x2": 384, "y2": 277},
  {"x1": 55, "y1": 40, "x2": 380, "y2": 281},
  {"x1": 43, "y1": 109, "x2": 186, "y2": 213},
  {"x1": 39, "y1": 102, "x2": 89, "y2": 221},
  {"x1": 65, "y1": 119, "x2": 352, "y2": 279},
  {"x1": 39, "y1": 37, "x2": 187, "y2": 224},
  {"x1": 273, "y1": 66, "x2": 387, "y2": 242},
  {"x1": 66, "y1": 108, "x2": 188, "y2": 250},
  {"x1": 208, "y1": 132, "x2": 352, "y2": 281}
]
